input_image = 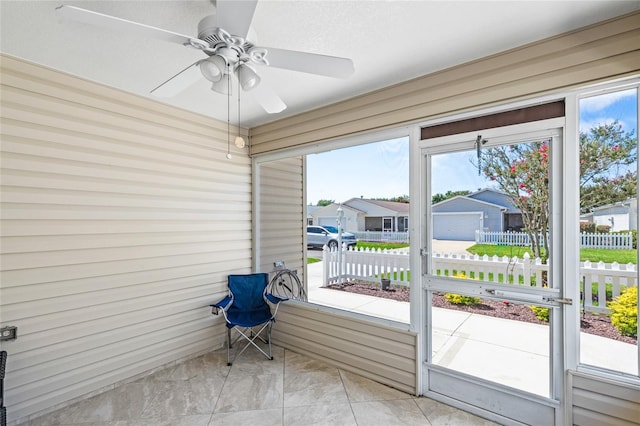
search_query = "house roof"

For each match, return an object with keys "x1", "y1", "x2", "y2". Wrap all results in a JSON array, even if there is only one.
[
  {"x1": 343, "y1": 198, "x2": 410, "y2": 214},
  {"x1": 312, "y1": 203, "x2": 364, "y2": 217},
  {"x1": 467, "y1": 188, "x2": 521, "y2": 213},
  {"x1": 307, "y1": 205, "x2": 323, "y2": 217},
  {"x1": 2, "y1": 1, "x2": 635, "y2": 127},
  {"x1": 432, "y1": 195, "x2": 508, "y2": 212},
  {"x1": 589, "y1": 198, "x2": 637, "y2": 213}
]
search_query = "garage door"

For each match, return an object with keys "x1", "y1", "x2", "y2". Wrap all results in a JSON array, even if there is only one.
[{"x1": 432, "y1": 212, "x2": 482, "y2": 241}]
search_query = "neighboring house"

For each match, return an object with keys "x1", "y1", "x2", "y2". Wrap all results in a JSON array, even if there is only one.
[
  {"x1": 306, "y1": 204, "x2": 323, "y2": 225},
  {"x1": 432, "y1": 188, "x2": 523, "y2": 240},
  {"x1": 308, "y1": 198, "x2": 410, "y2": 233},
  {"x1": 343, "y1": 198, "x2": 410, "y2": 232},
  {"x1": 580, "y1": 198, "x2": 638, "y2": 232},
  {"x1": 308, "y1": 203, "x2": 362, "y2": 232}
]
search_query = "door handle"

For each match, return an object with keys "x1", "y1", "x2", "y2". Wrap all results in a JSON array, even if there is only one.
[{"x1": 485, "y1": 289, "x2": 572, "y2": 305}]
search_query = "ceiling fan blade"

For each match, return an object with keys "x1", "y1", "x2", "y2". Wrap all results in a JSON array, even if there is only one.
[
  {"x1": 263, "y1": 47, "x2": 355, "y2": 79},
  {"x1": 251, "y1": 85, "x2": 287, "y2": 114},
  {"x1": 215, "y1": 0, "x2": 258, "y2": 39},
  {"x1": 56, "y1": 5, "x2": 197, "y2": 46},
  {"x1": 150, "y1": 60, "x2": 203, "y2": 98}
]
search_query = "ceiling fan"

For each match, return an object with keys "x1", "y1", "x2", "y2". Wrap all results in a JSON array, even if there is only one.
[{"x1": 55, "y1": 0, "x2": 355, "y2": 114}]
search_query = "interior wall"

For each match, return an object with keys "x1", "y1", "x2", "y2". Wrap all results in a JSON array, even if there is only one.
[
  {"x1": 250, "y1": 11, "x2": 640, "y2": 154},
  {"x1": 0, "y1": 54, "x2": 252, "y2": 424},
  {"x1": 255, "y1": 156, "x2": 305, "y2": 281}
]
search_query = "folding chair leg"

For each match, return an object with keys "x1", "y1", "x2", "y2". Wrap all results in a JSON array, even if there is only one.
[
  {"x1": 227, "y1": 322, "x2": 274, "y2": 365},
  {"x1": 227, "y1": 327, "x2": 232, "y2": 366},
  {"x1": 267, "y1": 322, "x2": 273, "y2": 360}
]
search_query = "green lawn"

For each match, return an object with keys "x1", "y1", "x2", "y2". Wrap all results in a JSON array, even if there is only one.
[
  {"x1": 356, "y1": 241, "x2": 409, "y2": 250},
  {"x1": 467, "y1": 244, "x2": 637, "y2": 264}
]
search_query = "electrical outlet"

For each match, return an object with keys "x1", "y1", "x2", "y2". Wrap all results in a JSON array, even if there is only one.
[
  {"x1": 0, "y1": 326, "x2": 17, "y2": 341},
  {"x1": 273, "y1": 261, "x2": 285, "y2": 269}
]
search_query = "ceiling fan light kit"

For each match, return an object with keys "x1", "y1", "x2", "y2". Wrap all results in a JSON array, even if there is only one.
[
  {"x1": 211, "y1": 73, "x2": 230, "y2": 95},
  {"x1": 237, "y1": 64, "x2": 260, "y2": 91},
  {"x1": 199, "y1": 55, "x2": 227, "y2": 83}
]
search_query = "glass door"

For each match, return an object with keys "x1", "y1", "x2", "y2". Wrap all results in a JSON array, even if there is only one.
[{"x1": 420, "y1": 122, "x2": 566, "y2": 425}]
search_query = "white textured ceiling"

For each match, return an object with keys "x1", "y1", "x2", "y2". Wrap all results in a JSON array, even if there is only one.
[{"x1": 2, "y1": 0, "x2": 639, "y2": 127}]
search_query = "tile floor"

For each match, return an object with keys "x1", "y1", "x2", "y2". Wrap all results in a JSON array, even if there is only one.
[{"x1": 25, "y1": 345, "x2": 498, "y2": 426}]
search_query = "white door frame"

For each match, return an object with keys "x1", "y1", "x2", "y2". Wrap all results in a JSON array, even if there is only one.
[{"x1": 416, "y1": 118, "x2": 567, "y2": 425}]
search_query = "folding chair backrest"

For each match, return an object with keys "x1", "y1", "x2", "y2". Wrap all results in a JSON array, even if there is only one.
[{"x1": 227, "y1": 273, "x2": 269, "y2": 312}]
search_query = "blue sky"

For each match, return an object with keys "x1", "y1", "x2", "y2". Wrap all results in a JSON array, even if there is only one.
[
  {"x1": 306, "y1": 136, "x2": 409, "y2": 204},
  {"x1": 306, "y1": 89, "x2": 637, "y2": 205}
]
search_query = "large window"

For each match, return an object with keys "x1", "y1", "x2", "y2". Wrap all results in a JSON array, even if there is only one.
[
  {"x1": 578, "y1": 86, "x2": 639, "y2": 376},
  {"x1": 305, "y1": 137, "x2": 410, "y2": 322}
]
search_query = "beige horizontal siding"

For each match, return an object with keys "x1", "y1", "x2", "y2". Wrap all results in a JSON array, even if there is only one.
[
  {"x1": 250, "y1": 11, "x2": 640, "y2": 154},
  {"x1": 570, "y1": 371, "x2": 640, "y2": 425},
  {"x1": 0, "y1": 54, "x2": 252, "y2": 424},
  {"x1": 256, "y1": 157, "x2": 305, "y2": 280},
  {"x1": 272, "y1": 303, "x2": 417, "y2": 394}
]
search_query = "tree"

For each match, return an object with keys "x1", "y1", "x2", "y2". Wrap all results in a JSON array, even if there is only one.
[
  {"x1": 316, "y1": 199, "x2": 334, "y2": 206},
  {"x1": 432, "y1": 190, "x2": 471, "y2": 205},
  {"x1": 579, "y1": 121, "x2": 637, "y2": 212},
  {"x1": 482, "y1": 141, "x2": 550, "y2": 261},
  {"x1": 374, "y1": 195, "x2": 410, "y2": 203},
  {"x1": 480, "y1": 121, "x2": 637, "y2": 262}
]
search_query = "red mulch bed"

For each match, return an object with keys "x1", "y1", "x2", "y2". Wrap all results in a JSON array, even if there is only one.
[{"x1": 325, "y1": 281, "x2": 637, "y2": 345}]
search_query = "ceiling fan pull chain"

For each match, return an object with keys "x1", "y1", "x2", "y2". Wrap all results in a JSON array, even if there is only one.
[{"x1": 226, "y1": 63, "x2": 232, "y2": 160}]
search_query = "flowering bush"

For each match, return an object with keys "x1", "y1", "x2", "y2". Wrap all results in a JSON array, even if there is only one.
[
  {"x1": 529, "y1": 306, "x2": 550, "y2": 322},
  {"x1": 608, "y1": 287, "x2": 638, "y2": 338},
  {"x1": 444, "y1": 293, "x2": 481, "y2": 306},
  {"x1": 444, "y1": 272, "x2": 481, "y2": 306}
]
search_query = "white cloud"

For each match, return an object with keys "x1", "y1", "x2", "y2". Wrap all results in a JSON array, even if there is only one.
[
  {"x1": 579, "y1": 89, "x2": 635, "y2": 113},
  {"x1": 579, "y1": 116, "x2": 619, "y2": 133}
]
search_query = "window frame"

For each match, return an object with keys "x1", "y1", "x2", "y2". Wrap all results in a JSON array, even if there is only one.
[{"x1": 571, "y1": 80, "x2": 640, "y2": 381}]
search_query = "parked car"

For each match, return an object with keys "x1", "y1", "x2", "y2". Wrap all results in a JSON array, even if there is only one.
[{"x1": 307, "y1": 225, "x2": 358, "y2": 249}]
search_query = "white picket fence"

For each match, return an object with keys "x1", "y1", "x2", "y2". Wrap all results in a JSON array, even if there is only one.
[
  {"x1": 353, "y1": 231, "x2": 409, "y2": 243},
  {"x1": 322, "y1": 246, "x2": 637, "y2": 314},
  {"x1": 476, "y1": 230, "x2": 633, "y2": 250},
  {"x1": 323, "y1": 246, "x2": 411, "y2": 287}
]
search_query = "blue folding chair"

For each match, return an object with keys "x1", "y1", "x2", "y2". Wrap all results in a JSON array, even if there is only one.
[{"x1": 210, "y1": 273, "x2": 287, "y2": 366}]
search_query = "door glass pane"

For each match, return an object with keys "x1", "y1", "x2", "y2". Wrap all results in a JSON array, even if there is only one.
[
  {"x1": 429, "y1": 139, "x2": 553, "y2": 397},
  {"x1": 578, "y1": 88, "x2": 638, "y2": 375},
  {"x1": 432, "y1": 301, "x2": 553, "y2": 396}
]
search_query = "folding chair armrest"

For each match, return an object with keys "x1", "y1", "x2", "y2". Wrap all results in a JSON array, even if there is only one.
[
  {"x1": 265, "y1": 293, "x2": 287, "y2": 305},
  {"x1": 210, "y1": 296, "x2": 232, "y2": 315}
]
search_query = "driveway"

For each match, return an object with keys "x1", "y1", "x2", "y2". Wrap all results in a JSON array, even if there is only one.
[
  {"x1": 431, "y1": 240, "x2": 475, "y2": 254},
  {"x1": 306, "y1": 248, "x2": 324, "y2": 260}
]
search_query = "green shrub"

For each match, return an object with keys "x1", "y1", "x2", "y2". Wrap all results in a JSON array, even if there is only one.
[
  {"x1": 632, "y1": 229, "x2": 638, "y2": 250},
  {"x1": 580, "y1": 222, "x2": 596, "y2": 233},
  {"x1": 608, "y1": 286, "x2": 638, "y2": 338},
  {"x1": 596, "y1": 224, "x2": 611, "y2": 234},
  {"x1": 613, "y1": 229, "x2": 638, "y2": 249},
  {"x1": 444, "y1": 293, "x2": 481, "y2": 306},
  {"x1": 530, "y1": 306, "x2": 550, "y2": 322}
]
